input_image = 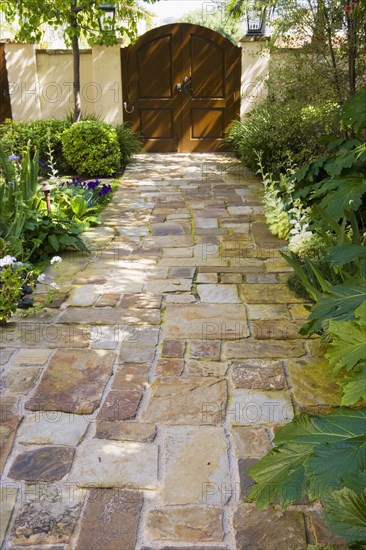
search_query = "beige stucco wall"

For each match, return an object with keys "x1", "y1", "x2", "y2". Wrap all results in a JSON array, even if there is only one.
[
  {"x1": 4, "y1": 43, "x2": 123, "y2": 123},
  {"x1": 92, "y1": 45, "x2": 123, "y2": 125},
  {"x1": 5, "y1": 37, "x2": 271, "y2": 123},
  {"x1": 36, "y1": 49, "x2": 95, "y2": 119},
  {"x1": 5, "y1": 43, "x2": 42, "y2": 121},
  {"x1": 238, "y1": 37, "x2": 271, "y2": 117}
]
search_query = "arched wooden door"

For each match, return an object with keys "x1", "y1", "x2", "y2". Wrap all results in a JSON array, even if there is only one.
[{"x1": 121, "y1": 24, "x2": 241, "y2": 152}]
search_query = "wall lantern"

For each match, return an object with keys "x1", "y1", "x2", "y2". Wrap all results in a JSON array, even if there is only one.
[
  {"x1": 246, "y1": 8, "x2": 267, "y2": 36},
  {"x1": 98, "y1": 4, "x2": 116, "y2": 33}
]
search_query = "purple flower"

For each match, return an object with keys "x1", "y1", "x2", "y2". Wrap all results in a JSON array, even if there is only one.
[
  {"x1": 39, "y1": 158, "x2": 49, "y2": 169},
  {"x1": 7, "y1": 181, "x2": 14, "y2": 185},
  {"x1": 98, "y1": 184, "x2": 112, "y2": 197},
  {"x1": 87, "y1": 179, "x2": 100, "y2": 190},
  {"x1": 71, "y1": 177, "x2": 82, "y2": 187},
  {"x1": 8, "y1": 155, "x2": 20, "y2": 161}
]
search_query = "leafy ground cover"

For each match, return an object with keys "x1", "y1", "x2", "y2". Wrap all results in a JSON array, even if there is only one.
[
  {"x1": 0, "y1": 119, "x2": 141, "y2": 323},
  {"x1": 227, "y1": 60, "x2": 366, "y2": 549}
]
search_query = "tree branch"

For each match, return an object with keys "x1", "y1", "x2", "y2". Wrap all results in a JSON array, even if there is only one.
[{"x1": 73, "y1": 0, "x2": 98, "y2": 14}]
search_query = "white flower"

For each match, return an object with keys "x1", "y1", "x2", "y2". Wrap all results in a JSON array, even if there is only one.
[
  {"x1": 0, "y1": 255, "x2": 17, "y2": 267},
  {"x1": 49, "y1": 282, "x2": 60, "y2": 290},
  {"x1": 288, "y1": 231, "x2": 314, "y2": 254},
  {"x1": 37, "y1": 274, "x2": 46, "y2": 283},
  {"x1": 50, "y1": 256, "x2": 62, "y2": 264}
]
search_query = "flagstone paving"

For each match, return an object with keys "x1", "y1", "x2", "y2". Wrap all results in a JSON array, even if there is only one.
[{"x1": 0, "y1": 154, "x2": 346, "y2": 549}]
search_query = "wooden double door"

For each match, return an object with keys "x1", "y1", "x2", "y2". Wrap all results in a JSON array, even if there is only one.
[{"x1": 122, "y1": 24, "x2": 241, "y2": 152}]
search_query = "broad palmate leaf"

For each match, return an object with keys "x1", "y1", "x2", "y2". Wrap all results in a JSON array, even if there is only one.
[
  {"x1": 247, "y1": 409, "x2": 366, "y2": 508},
  {"x1": 323, "y1": 488, "x2": 366, "y2": 547},
  {"x1": 326, "y1": 320, "x2": 366, "y2": 373},
  {"x1": 324, "y1": 244, "x2": 366, "y2": 267},
  {"x1": 338, "y1": 366, "x2": 366, "y2": 406},
  {"x1": 313, "y1": 175, "x2": 366, "y2": 220},
  {"x1": 303, "y1": 284, "x2": 366, "y2": 334},
  {"x1": 305, "y1": 435, "x2": 366, "y2": 499}
]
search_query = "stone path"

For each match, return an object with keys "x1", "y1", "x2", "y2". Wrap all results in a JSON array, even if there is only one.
[{"x1": 0, "y1": 154, "x2": 345, "y2": 550}]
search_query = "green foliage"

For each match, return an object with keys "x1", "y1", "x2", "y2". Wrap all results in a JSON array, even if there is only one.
[
  {"x1": 70, "y1": 195, "x2": 88, "y2": 219},
  {"x1": 326, "y1": 317, "x2": 366, "y2": 374},
  {"x1": 114, "y1": 123, "x2": 142, "y2": 165},
  {"x1": 341, "y1": 88, "x2": 366, "y2": 135},
  {"x1": 23, "y1": 211, "x2": 88, "y2": 264},
  {"x1": 179, "y1": 1, "x2": 241, "y2": 43},
  {"x1": 324, "y1": 245, "x2": 366, "y2": 276},
  {"x1": 62, "y1": 121, "x2": 121, "y2": 177},
  {"x1": 247, "y1": 409, "x2": 366, "y2": 547},
  {"x1": 0, "y1": 0, "x2": 157, "y2": 120},
  {"x1": 258, "y1": 159, "x2": 294, "y2": 239},
  {"x1": 323, "y1": 487, "x2": 366, "y2": 548},
  {"x1": 64, "y1": 110, "x2": 103, "y2": 124},
  {"x1": 0, "y1": 0, "x2": 157, "y2": 46},
  {"x1": 262, "y1": 90, "x2": 366, "y2": 313},
  {"x1": 325, "y1": 302, "x2": 366, "y2": 406},
  {"x1": 226, "y1": 101, "x2": 339, "y2": 177},
  {"x1": 245, "y1": 81, "x2": 366, "y2": 550},
  {"x1": 303, "y1": 284, "x2": 366, "y2": 333},
  {"x1": 295, "y1": 139, "x2": 366, "y2": 224},
  {"x1": 228, "y1": 0, "x2": 366, "y2": 101},
  {"x1": 338, "y1": 365, "x2": 366, "y2": 407},
  {"x1": 0, "y1": 265, "x2": 25, "y2": 323},
  {"x1": 0, "y1": 119, "x2": 71, "y2": 174},
  {"x1": 294, "y1": 88, "x2": 366, "y2": 230},
  {"x1": 0, "y1": 142, "x2": 42, "y2": 244}
]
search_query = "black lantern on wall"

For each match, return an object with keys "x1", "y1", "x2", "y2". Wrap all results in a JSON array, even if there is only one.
[
  {"x1": 98, "y1": 4, "x2": 116, "y2": 32},
  {"x1": 246, "y1": 8, "x2": 267, "y2": 36}
]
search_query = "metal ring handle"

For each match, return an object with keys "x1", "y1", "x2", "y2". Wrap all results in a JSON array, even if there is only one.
[{"x1": 123, "y1": 101, "x2": 135, "y2": 114}]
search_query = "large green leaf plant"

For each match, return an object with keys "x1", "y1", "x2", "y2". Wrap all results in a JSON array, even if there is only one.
[
  {"x1": 247, "y1": 90, "x2": 366, "y2": 548},
  {"x1": 247, "y1": 409, "x2": 366, "y2": 547}
]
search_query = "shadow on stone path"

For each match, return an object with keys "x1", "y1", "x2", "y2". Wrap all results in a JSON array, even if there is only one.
[{"x1": 0, "y1": 154, "x2": 345, "y2": 549}]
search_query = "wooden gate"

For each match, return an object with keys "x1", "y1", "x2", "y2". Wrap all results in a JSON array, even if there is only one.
[
  {"x1": 122, "y1": 24, "x2": 241, "y2": 152},
  {"x1": 0, "y1": 44, "x2": 12, "y2": 122}
]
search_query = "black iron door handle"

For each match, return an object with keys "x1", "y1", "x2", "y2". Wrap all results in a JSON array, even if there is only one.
[
  {"x1": 176, "y1": 76, "x2": 192, "y2": 95},
  {"x1": 182, "y1": 76, "x2": 192, "y2": 95}
]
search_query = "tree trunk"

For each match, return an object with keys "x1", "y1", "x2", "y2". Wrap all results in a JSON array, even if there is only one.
[
  {"x1": 347, "y1": 13, "x2": 357, "y2": 96},
  {"x1": 70, "y1": 5, "x2": 81, "y2": 122},
  {"x1": 323, "y1": 6, "x2": 343, "y2": 103},
  {"x1": 311, "y1": 0, "x2": 327, "y2": 47}
]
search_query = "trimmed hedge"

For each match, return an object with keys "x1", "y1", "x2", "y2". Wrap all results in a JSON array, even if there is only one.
[
  {"x1": 61, "y1": 120, "x2": 121, "y2": 177},
  {"x1": 0, "y1": 118, "x2": 142, "y2": 177}
]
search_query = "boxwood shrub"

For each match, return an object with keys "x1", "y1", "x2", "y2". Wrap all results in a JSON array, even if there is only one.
[{"x1": 62, "y1": 120, "x2": 121, "y2": 177}]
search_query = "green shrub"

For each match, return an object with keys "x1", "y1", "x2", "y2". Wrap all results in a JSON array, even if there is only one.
[
  {"x1": 23, "y1": 211, "x2": 88, "y2": 264},
  {"x1": 64, "y1": 110, "x2": 103, "y2": 124},
  {"x1": 115, "y1": 123, "x2": 142, "y2": 165},
  {"x1": 0, "y1": 264, "x2": 25, "y2": 323},
  {"x1": 0, "y1": 119, "x2": 71, "y2": 173},
  {"x1": 62, "y1": 121, "x2": 121, "y2": 177},
  {"x1": 226, "y1": 100, "x2": 340, "y2": 176}
]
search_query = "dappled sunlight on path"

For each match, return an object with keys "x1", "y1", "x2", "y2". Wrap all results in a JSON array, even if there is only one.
[{"x1": 0, "y1": 154, "x2": 344, "y2": 549}]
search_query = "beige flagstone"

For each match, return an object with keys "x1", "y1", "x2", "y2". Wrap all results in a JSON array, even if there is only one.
[
  {"x1": 163, "y1": 426, "x2": 231, "y2": 505},
  {"x1": 68, "y1": 439, "x2": 158, "y2": 488}
]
